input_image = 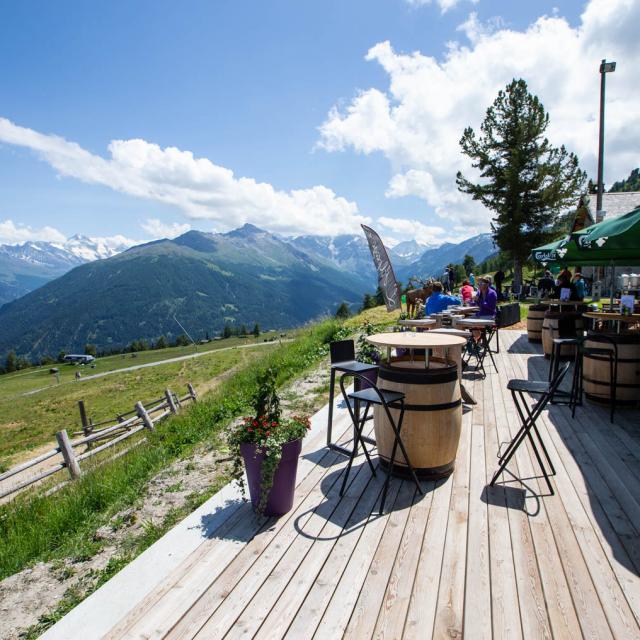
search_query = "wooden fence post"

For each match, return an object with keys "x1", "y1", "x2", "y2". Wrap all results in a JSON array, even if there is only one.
[
  {"x1": 78, "y1": 400, "x2": 91, "y2": 438},
  {"x1": 136, "y1": 401, "x2": 155, "y2": 431},
  {"x1": 56, "y1": 429, "x2": 81, "y2": 479},
  {"x1": 187, "y1": 383, "x2": 197, "y2": 402},
  {"x1": 165, "y1": 389, "x2": 178, "y2": 414}
]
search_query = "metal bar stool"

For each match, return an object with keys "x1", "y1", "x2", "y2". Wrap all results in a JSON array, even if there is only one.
[
  {"x1": 569, "y1": 336, "x2": 618, "y2": 423},
  {"x1": 327, "y1": 340, "x2": 379, "y2": 456},
  {"x1": 490, "y1": 361, "x2": 571, "y2": 495},
  {"x1": 339, "y1": 372, "x2": 423, "y2": 514}
]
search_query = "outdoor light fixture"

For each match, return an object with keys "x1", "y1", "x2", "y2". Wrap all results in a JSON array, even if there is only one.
[{"x1": 596, "y1": 58, "x2": 616, "y2": 217}]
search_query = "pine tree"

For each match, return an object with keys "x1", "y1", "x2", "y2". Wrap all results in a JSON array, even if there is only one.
[
  {"x1": 335, "y1": 302, "x2": 351, "y2": 319},
  {"x1": 252, "y1": 323, "x2": 260, "y2": 337},
  {"x1": 457, "y1": 78, "x2": 586, "y2": 287},
  {"x1": 462, "y1": 255, "x2": 477, "y2": 276},
  {"x1": 5, "y1": 351, "x2": 17, "y2": 373},
  {"x1": 222, "y1": 324, "x2": 232, "y2": 339}
]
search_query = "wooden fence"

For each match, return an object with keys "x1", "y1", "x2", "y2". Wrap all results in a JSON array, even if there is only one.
[{"x1": 0, "y1": 383, "x2": 197, "y2": 500}]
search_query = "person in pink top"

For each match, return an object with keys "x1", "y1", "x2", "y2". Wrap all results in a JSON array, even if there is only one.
[{"x1": 459, "y1": 279, "x2": 475, "y2": 304}]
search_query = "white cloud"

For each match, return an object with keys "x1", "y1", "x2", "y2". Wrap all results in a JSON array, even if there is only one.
[
  {"x1": 0, "y1": 119, "x2": 370, "y2": 237},
  {"x1": 0, "y1": 219, "x2": 67, "y2": 245},
  {"x1": 405, "y1": 0, "x2": 479, "y2": 14},
  {"x1": 319, "y1": 0, "x2": 640, "y2": 236},
  {"x1": 377, "y1": 215, "x2": 469, "y2": 245},
  {"x1": 140, "y1": 218, "x2": 191, "y2": 239}
]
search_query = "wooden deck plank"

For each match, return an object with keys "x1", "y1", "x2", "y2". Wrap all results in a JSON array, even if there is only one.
[
  {"x1": 371, "y1": 480, "x2": 435, "y2": 639},
  {"x1": 432, "y1": 387, "x2": 473, "y2": 639},
  {"x1": 311, "y1": 479, "x2": 404, "y2": 639},
  {"x1": 342, "y1": 481, "x2": 416, "y2": 638},
  {"x1": 224, "y1": 457, "x2": 379, "y2": 639}
]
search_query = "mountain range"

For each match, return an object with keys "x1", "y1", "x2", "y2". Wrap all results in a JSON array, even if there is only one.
[
  {"x1": 0, "y1": 225, "x2": 495, "y2": 359},
  {"x1": 0, "y1": 235, "x2": 131, "y2": 306}
]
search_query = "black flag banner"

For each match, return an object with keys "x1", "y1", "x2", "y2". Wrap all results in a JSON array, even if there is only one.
[{"x1": 361, "y1": 224, "x2": 401, "y2": 311}]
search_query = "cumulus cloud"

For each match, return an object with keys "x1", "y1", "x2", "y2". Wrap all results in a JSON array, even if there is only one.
[
  {"x1": 319, "y1": 0, "x2": 640, "y2": 236},
  {"x1": 0, "y1": 118, "x2": 369, "y2": 237},
  {"x1": 0, "y1": 219, "x2": 67, "y2": 245},
  {"x1": 378, "y1": 215, "x2": 469, "y2": 245},
  {"x1": 140, "y1": 218, "x2": 192, "y2": 239},
  {"x1": 405, "y1": 0, "x2": 479, "y2": 14}
]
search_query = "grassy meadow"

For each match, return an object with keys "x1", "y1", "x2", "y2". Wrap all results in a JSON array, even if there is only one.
[{"x1": 0, "y1": 335, "x2": 292, "y2": 467}]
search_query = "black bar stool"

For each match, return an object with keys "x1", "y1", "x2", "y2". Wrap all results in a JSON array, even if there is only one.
[
  {"x1": 490, "y1": 361, "x2": 571, "y2": 495},
  {"x1": 338, "y1": 372, "x2": 423, "y2": 514},
  {"x1": 569, "y1": 336, "x2": 618, "y2": 423},
  {"x1": 327, "y1": 340, "x2": 379, "y2": 455}
]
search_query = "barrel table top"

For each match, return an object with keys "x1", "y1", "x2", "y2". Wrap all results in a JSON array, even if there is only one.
[
  {"x1": 454, "y1": 317, "x2": 496, "y2": 328},
  {"x1": 366, "y1": 332, "x2": 468, "y2": 350},
  {"x1": 449, "y1": 306, "x2": 479, "y2": 315},
  {"x1": 397, "y1": 318, "x2": 437, "y2": 329},
  {"x1": 583, "y1": 311, "x2": 640, "y2": 323}
]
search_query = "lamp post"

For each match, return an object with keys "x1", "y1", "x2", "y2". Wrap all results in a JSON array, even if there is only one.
[{"x1": 596, "y1": 59, "x2": 616, "y2": 218}]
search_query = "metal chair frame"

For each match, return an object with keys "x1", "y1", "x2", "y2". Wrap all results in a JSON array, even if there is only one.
[
  {"x1": 327, "y1": 340, "x2": 379, "y2": 456},
  {"x1": 462, "y1": 325, "x2": 498, "y2": 378},
  {"x1": 490, "y1": 361, "x2": 571, "y2": 496},
  {"x1": 338, "y1": 372, "x2": 423, "y2": 514}
]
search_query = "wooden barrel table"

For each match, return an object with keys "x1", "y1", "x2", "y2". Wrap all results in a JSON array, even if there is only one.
[
  {"x1": 374, "y1": 358, "x2": 462, "y2": 479},
  {"x1": 583, "y1": 333, "x2": 640, "y2": 406},
  {"x1": 527, "y1": 304, "x2": 549, "y2": 342},
  {"x1": 541, "y1": 311, "x2": 584, "y2": 358}
]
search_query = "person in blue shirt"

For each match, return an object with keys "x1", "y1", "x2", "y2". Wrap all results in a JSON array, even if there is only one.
[{"x1": 426, "y1": 282, "x2": 461, "y2": 315}]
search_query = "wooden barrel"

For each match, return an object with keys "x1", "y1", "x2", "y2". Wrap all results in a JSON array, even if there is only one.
[
  {"x1": 541, "y1": 312, "x2": 583, "y2": 358},
  {"x1": 374, "y1": 358, "x2": 462, "y2": 479},
  {"x1": 527, "y1": 304, "x2": 549, "y2": 342},
  {"x1": 583, "y1": 334, "x2": 640, "y2": 405}
]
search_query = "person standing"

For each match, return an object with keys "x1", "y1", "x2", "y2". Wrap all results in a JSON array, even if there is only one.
[
  {"x1": 469, "y1": 273, "x2": 476, "y2": 287},
  {"x1": 494, "y1": 269, "x2": 505, "y2": 300},
  {"x1": 448, "y1": 266, "x2": 456, "y2": 291},
  {"x1": 573, "y1": 273, "x2": 585, "y2": 301},
  {"x1": 442, "y1": 268, "x2": 451, "y2": 293}
]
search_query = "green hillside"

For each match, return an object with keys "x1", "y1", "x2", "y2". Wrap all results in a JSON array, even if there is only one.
[{"x1": 0, "y1": 226, "x2": 369, "y2": 360}]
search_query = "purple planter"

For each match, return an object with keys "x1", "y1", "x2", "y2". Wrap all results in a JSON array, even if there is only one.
[
  {"x1": 240, "y1": 438, "x2": 303, "y2": 516},
  {"x1": 358, "y1": 367, "x2": 379, "y2": 390}
]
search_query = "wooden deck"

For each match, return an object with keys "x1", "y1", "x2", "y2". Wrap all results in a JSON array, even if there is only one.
[{"x1": 43, "y1": 330, "x2": 640, "y2": 639}]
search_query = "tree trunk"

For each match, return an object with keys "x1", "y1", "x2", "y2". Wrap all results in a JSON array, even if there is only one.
[{"x1": 513, "y1": 258, "x2": 523, "y2": 291}]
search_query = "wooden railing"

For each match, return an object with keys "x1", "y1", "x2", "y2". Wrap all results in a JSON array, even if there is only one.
[{"x1": 0, "y1": 383, "x2": 197, "y2": 500}]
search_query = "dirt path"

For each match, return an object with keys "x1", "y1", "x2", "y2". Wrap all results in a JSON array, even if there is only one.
[{"x1": 0, "y1": 359, "x2": 331, "y2": 640}]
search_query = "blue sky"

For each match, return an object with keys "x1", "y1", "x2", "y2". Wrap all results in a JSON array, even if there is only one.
[{"x1": 1, "y1": 0, "x2": 635, "y2": 247}]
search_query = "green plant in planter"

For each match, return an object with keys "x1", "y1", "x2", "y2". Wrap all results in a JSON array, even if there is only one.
[
  {"x1": 228, "y1": 367, "x2": 310, "y2": 514},
  {"x1": 355, "y1": 321, "x2": 382, "y2": 365}
]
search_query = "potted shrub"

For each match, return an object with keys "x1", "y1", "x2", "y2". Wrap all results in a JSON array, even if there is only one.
[
  {"x1": 229, "y1": 367, "x2": 310, "y2": 516},
  {"x1": 356, "y1": 321, "x2": 382, "y2": 386}
]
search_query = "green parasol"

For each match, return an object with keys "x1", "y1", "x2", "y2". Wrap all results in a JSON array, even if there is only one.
[{"x1": 531, "y1": 206, "x2": 640, "y2": 266}]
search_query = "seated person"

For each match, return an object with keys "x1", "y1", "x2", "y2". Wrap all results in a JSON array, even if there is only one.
[
  {"x1": 475, "y1": 276, "x2": 497, "y2": 318},
  {"x1": 426, "y1": 281, "x2": 461, "y2": 315},
  {"x1": 459, "y1": 279, "x2": 475, "y2": 304}
]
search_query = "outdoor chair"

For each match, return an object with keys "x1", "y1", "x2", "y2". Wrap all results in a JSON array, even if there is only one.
[
  {"x1": 462, "y1": 325, "x2": 498, "y2": 378},
  {"x1": 327, "y1": 340, "x2": 379, "y2": 456},
  {"x1": 490, "y1": 361, "x2": 571, "y2": 496},
  {"x1": 338, "y1": 371, "x2": 423, "y2": 514}
]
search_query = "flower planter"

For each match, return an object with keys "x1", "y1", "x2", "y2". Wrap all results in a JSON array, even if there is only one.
[{"x1": 240, "y1": 438, "x2": 303, "y2": 516}]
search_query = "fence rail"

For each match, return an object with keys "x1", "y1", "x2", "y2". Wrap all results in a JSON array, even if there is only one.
[{"x1": 0, "y1": 383, "x2": 197, "y2": 500}]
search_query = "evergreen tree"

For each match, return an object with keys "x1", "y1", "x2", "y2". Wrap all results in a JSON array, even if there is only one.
[
  {"x1": 335, "y1": 302, "x2": 351, "y2": 319},
  {"x1": 252, "y1": 323, "x2": 260, "y2": 337},
  {"x1": 610, "y1": 167, "x2": 640, "y2": 193},
  {"x1": 174, "y1": 334, "x2": 190, "y2": 347},
  {"x1": 462, "y1": 254, "x2": 477, "y2": 276},
  {"x1": 84, "y1": 344, "x2": 97, "y2": 357},
  {"x1": 57, "y1": 351, "x2": 66, "y2": 363},
  {"x1": 222, "y1": 323, "x2": 233, "y2": 339},
  {"x1": 155, "y1": 335, "x2": 168, "y2": 350},
  {"x1": 374, "y1": 286, "x2": 385, "y2": 306},
  {"x1": 361, "y1": 293, "x2": 375, "y2": 311},
  {"x1": 239, "y1": 324, "x2": 248, "y2": 336},
  {"x1": 457, "y1": 78, "x2": 586, "y2": 287},
  {"x1": 5, "y1": 351, "x2": 17, "y2": 373}
]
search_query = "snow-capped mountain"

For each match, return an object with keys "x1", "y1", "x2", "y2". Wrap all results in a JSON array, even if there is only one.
[{"x1": 0, "y1": 234, "x2": 133, "y2": 306}]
